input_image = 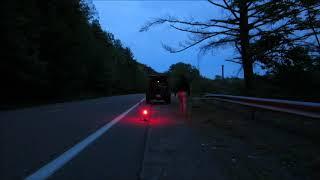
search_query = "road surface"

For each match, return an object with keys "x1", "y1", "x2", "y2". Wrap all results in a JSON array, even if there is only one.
[
  {"x1": 2, "y1": 94, "x2": 312, "y2": 180},
  {"x1": 0, "y1": 94, "x2": 149, "y2": 180}
]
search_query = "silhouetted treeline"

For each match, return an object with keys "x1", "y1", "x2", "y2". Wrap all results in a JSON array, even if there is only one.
[
  {"x1": 141, "y1": 0, "x2": 320, "y2": 90},
  {"x1": 1, "y1": 0, "x2": 154, "y2": 107},
  {"x1": 167, "y1": 62, "x2": 320, "y2": 102}
]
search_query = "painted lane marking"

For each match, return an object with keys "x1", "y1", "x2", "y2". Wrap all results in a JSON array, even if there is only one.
[{"x1": 25, "y1": 98, "x2": 145, "y2": 180}]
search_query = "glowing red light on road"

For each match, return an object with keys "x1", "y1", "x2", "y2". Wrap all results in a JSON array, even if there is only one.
[{"x1": 143, "y1": 109, "x2": 148, "y2": 115}]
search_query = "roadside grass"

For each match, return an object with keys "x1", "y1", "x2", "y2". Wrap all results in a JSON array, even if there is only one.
[{"x1": 189, "y1": 97, "x2": 320, "y2": 180}]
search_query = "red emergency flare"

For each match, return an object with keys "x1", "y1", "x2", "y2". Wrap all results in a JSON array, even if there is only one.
[{"x1": 141, "y1": 108, "x2": 150, "y2": 121}]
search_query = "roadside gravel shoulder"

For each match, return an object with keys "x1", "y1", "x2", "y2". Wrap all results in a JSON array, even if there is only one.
[
  {"x1": 140, "y1": 97, "x2": 320, "y2": 180},
  {"x1": 140, "y1": 98, "x2": 226, "y2": 180}
]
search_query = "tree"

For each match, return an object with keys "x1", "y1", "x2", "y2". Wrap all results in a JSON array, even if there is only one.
[
  {"x1": 140, "y1": 0, "x2": 320, "y2": 89},
  {"x1": 1, "y1": 0, "x2": 152, "y2": 106},
  {"x1": 166, "y1": 62, "x2": 200, "y2": 92},
  {"x1": 251, "y1": 0, "x2": 320, "y2": 70},
  {"x1": 297, "y1": 0, "x2": 320, "y2": 48}
]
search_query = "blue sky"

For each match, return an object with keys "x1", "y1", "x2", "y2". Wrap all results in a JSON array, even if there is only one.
[{"x1": 92, "y1": 0, "x2": 245, "y2": 79}]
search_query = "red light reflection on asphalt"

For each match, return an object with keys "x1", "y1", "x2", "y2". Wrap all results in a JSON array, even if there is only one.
[{"x1": 147, "y1": 116, "x2": 174, "y2": 126}]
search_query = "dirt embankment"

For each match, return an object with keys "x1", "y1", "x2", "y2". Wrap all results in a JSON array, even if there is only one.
[{"x1": 190, "y1": 98, "x2": 320, "y2": 180}]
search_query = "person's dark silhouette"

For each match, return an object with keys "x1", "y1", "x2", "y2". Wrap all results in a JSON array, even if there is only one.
[{"x1": 175, "y1": 75, "x2": 190, "y2": 114}]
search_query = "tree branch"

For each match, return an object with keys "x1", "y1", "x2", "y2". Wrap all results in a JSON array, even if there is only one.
[
  {"x1": 140, "y1": 17, "x2": 212, "y2": 32},
  {"x1": 200, "y1": 37, "x2": 238, "y2": 54},
  {"x1": 210, "y1": 18, "x2": 239, "y2": 25},
  {"x1": 170, "y1": 25, "x2": 238, "y2": 36},
  {"x1": 207, "y1": 0, "x2": 239, "y2": 20},
  {"x1": 141, "y1": 17, "x2": 239, "y2": 33},
  {"x1": 222, "y1": 0, "x2": 240, "y2": 20},
  {"x1": 226, "y1": 59, "x2": 242, "y2": 64},
  {"x1": 163, "y1": 34, "x2": 217, "y2": 53},
  {"x1": 207, "y1": 0, "x2": 231, "y2": 11}
]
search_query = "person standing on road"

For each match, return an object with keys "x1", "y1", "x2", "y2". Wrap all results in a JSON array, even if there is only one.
[{"x1": 176, "y1": 75, "x2": 190, "y2": 114}]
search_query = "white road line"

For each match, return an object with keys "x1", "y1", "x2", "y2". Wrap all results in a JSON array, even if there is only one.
[{"x1": 25, "y1": 98, "x2": 145, "y2": 180}]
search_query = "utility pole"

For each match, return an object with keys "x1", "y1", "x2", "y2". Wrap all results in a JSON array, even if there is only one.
[{"x1": 221, "y1": 65, "x2": 224, "y2": 79}]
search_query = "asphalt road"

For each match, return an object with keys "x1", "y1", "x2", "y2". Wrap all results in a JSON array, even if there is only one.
[{"x1": 0, "y1": 94, "x2": 147, "y2": 180}]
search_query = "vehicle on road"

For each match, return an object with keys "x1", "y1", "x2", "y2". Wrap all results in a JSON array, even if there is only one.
[{"x1": 146, "y1": 75, "x2": 171, "y2": 104}]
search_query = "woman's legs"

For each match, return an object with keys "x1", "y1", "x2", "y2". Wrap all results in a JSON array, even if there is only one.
[
  {"x1": 178, "y1": 91, "x2": 182, "y2": 112},
  {"x1": 178, "y1": 91, "x2": 187, "y2": 114},
  {"x1": 182, "y1": 92, "x2": 187, "y2": 113}
]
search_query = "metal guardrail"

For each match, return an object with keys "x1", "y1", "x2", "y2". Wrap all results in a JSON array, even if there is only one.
[{"x1": 201, "y1": 93, "x2": 320, "y2": 119}]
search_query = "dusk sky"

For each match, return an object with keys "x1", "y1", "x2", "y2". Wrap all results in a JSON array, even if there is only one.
[{"x1": 92, "y1": 0, "x2": 247, "y2": 79}]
